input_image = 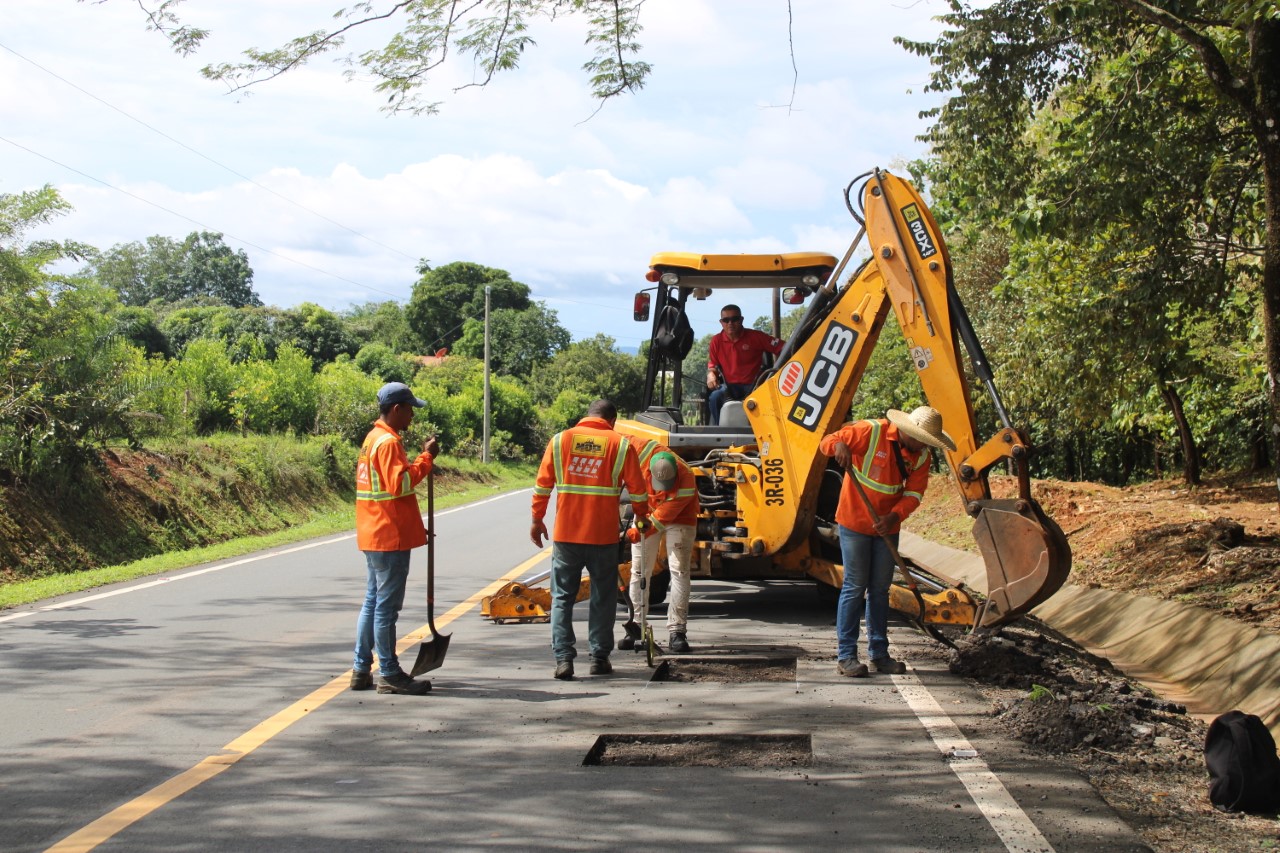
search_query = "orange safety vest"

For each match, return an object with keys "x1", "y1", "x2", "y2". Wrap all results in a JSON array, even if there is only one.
[
  {"x1": 532, "y1": 416, "x2": 650, "y2": 546},
  {"x1": 355, "y1": 419, "x2": 434, "y2": 551},
  {"x1": 636, "y1": 440, "x2": 700, "y2": 531},
  {"x1": 819, "y1": 419, "x2": 931, "y2": 536}
]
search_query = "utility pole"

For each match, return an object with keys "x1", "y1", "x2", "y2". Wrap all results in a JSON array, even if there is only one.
[{"x1": 483, "y1": 285, "x2": 491, "y2": 464}]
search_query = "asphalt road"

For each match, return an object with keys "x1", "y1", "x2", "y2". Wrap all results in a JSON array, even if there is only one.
[{"x1": 2, "y1": 488, "x2": 1148, "y2": 852}]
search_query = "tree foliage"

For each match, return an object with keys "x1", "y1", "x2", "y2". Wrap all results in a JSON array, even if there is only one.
[
  {"x1": 454, "y1": 301, "x2": 571, "y2": 376},
  {"x1": 92, "y1": 231, "x2": 261, "y2": 307},
  {"x1": 113, "y1": 0, "x2": 652, "y2": 115},
  {"x1": 901, "y1": 1, "x2": 1280, "y2": 484},
  {"x1": 0, "y1": 187, "x2": 140, "y2": 478},
  {"x1": 530, "y1": 333, "x2": 644, "y2": 415},
  {"x1": 405, "y1": 261, "x2": 531, "y2": 354},
  {"x1": 342, "y1": 300, "x2": 416, "y2": 354}
]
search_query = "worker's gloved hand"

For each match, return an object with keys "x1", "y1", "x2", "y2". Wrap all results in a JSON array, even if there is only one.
[{"x1": 627, "y1": 518, "x2": 656, "y2": 543}]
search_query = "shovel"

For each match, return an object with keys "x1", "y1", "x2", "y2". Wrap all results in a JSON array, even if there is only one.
[{"x1": 409, "y1": 467, "x2": 451, "y2": 676}]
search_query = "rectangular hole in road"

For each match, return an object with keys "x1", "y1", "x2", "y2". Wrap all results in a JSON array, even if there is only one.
[
  {"x1": 652, "y1": 656, "x2": 797, "y2": 683},
  {"x1": 583, "y1": 733, "x2": 813, "y2": 768}
]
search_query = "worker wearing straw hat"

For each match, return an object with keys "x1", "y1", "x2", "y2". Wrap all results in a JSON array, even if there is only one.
[{"x1": 819, "y1": 406, "x2": 955, "y2": 677}]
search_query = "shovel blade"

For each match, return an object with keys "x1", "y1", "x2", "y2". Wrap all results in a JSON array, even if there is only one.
[{"x1": 409, "y1": 632, "x2": 451, "y2": 677}]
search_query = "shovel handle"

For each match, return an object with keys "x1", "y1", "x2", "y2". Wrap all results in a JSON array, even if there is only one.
[
  {"x1": 845, "y1": 464, "x2": 917, "y2": 591},
  {"x1": 426, "y1": 466, "x2": 435, "y2": 607}
]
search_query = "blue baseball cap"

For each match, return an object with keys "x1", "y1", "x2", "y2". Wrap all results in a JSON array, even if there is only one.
[{"x1": 377, "y1": 382, "x2": 426, "y2": 408}]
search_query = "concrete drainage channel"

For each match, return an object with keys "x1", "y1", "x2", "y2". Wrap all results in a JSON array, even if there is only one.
[{"x1": 584, "y1": 652, "x2": 809, "y2": 768}]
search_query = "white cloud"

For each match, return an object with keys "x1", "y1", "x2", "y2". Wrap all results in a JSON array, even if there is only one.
[{"x1": 3, "y1": 0, "x2": 954, "y2": 347}]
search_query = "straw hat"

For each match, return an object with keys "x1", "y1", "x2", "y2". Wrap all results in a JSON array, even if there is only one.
[{"x1": 887, "y1": 406, "x2": 956, "y2": 452}]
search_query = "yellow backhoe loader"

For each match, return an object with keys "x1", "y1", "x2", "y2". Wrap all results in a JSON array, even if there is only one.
[{"x1": 483, "y1": 168, "x2": 1071, "y2": 634}]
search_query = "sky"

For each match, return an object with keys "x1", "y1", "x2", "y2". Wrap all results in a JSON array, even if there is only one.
[{"x1": 3, "y1": 0, "x2": 953, "y2": 352}]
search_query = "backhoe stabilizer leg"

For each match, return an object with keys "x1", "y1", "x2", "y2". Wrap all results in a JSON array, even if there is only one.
[{"x1": 888, "y1": 583, "x2": 979, "y2": 627}]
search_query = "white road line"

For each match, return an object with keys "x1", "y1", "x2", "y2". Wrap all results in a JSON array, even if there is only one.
[
  {"x1": 896, "y1": 671, "x2": 1055, "y2": 853},
  {"x1": 0, "y1": 488, "x2": 530, "y2": 626}
]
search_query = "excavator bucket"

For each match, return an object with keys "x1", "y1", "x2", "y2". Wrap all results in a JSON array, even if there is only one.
[{"x1": 970, "y1": 499, "x2": 1072, "y2": 627}]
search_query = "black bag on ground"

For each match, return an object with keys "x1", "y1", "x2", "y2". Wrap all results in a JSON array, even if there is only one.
[{"x1": 1205, "y1": 710, "x2": 1280, "y2": 813}]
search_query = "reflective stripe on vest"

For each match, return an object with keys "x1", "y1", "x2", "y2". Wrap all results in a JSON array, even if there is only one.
[
  {"x1": 637, "y1": 439, "x2": 660, "y2": 466},
  {"x1": 853, "y1": 420, "x2": 903, "y2": 497},
  {"x1": 550, "y1": 430, "x2": 639, "y2": 498},
  {"x1": 355, "y1": 432, "x2": 409, "y2": 502}
]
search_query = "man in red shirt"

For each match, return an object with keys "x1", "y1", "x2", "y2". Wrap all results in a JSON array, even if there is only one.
[
  {"x1": 531, "y1": 399, "x2": 650, "y2": 680},
  {"x1": 819, "y1": 406, "x2": 954, "y2": 677},
  {"x1": 352, "y1": 382, "x2": 439, "y2": 696},
  {"x1": 705, "y1": 303, "x2": 784, "y2": 425}
]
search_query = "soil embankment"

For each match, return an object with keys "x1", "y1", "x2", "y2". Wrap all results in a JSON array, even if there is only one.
[{"x1": 0, "y1": 436, "x2": 357, "y2": 581}]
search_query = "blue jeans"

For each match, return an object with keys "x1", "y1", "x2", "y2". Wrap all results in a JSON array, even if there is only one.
[
  {"x1": 550, "y1": 542, "x2": 619, "y2": 661},
  {"x1": 354, "y1": 549, "x2": 411, "y2": 678},
  {"x1": 707, "y1": 383, "x2": 751, "y2": 425},
  {"x1": 836, "y1": 526, "x2": 896, "y2": 662}
]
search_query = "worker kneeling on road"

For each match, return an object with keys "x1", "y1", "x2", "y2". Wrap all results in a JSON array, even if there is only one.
[
  {"x1": 531, "y1": 399, "x2": 650, "y2": 681},
  {"x1": 352, "y1": 382, "x2": 439, "y2": 696},
  {"x1": 819, "y1": 406, "x2": 955, "y2": 678},
  {"x1": 622, "y1": 445, "x2": 700, "y2": 654}
]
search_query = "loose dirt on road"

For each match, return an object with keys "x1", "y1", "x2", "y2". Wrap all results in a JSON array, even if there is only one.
[{"x1": 911, "y1": 473, "x2": 1280, "y2": 851}]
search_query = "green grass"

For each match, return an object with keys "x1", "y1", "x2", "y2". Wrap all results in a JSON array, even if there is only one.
[{"x1": 0, "y1": 467, "x2": 534, "y2": 611}]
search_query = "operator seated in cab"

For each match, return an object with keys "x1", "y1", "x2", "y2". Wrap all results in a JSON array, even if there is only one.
[{"x1": 705, "y1": 303, "x2": 784, "y2": 425}]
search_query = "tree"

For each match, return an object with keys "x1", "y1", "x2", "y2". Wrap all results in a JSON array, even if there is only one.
[
  {"x1": 901, "y1": 1, "x2": 1280, "y2": 493},
  {"x1": 530, "y1": 334, "x2": 644, "y2": 415},
  {"x1": 405, "y1": 261, "x2": 531, "y2": 354},
  {"x1": 92, "y1": 235, "x2": 184, "y2": 306},
  {"x1": 178, "y1": 231, "x2": 260, "y2": 307},
  {"x1": 0, "y1": 186, "x2": 141, "y2": 477},
  {"x1": 454, "y1": 302, "x2": 571, "y2": 377},
  {"x1": 110, "y1": 305, "x2": 169, "y2": 356},
  {"x1": 276, "y1": 302, "x2": 358, "y2": 368},
  {"x1": 157, "y1": 303, "x2": 281, "y2": 360},
  {"x1": 114, "y1": 0, "x2": 651, "y2": 115},
  {"x1": 354, "y1": 342, "x2": 412, "y2": 383},
  {"x1": 342, "y1": 300, "x2": 416, "y2": 354},
  {"x1": 92, "y1": 230, "x2": 261, "y2": 307}
]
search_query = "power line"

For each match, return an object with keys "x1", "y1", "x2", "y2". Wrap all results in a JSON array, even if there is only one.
[
  {"x1": 0, "y1": 40, "x2": 420, "y2": 264},
  {"x1": 0, "y1": 134, "x2": 405, "y2": 301}
]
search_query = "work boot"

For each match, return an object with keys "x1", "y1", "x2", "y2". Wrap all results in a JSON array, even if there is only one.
[
  {"x1": 554, "y1": 660, "x2": 575, "y2": 680},
  {"x1": 618, "y1": 635, "x2": 637, "y2": 651},
  {"x1": 589, "y1": 657, "x2": 613, "y2": 675},
  {"x1": 376, "y1": 671, "x2": 432, "y2": 695},
  {"x1": 350, "y1": 670, "x2": 373, "y2": 691},
  {"x1": 872, "y1": 656, "x2": 907, "y2": 675},
  {"x1": 836, "y1": 658, "x2": 869, "y2": 678},
  {"x1": 668, "y1": 632, "x2": 691, "y2": 654}
]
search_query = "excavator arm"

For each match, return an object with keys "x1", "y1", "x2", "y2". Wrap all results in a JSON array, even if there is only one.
[
  {"x1": 486, "y1": 168, "x2": 1070, "y2": 633},
  {"x1": 743, "y1": 169, "x2": 1071, "y2": 626}
]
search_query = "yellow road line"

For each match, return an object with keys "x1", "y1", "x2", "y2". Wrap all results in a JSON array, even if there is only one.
[{"x1": 45, "y1": 550, "x2": 550, "y2": 853}]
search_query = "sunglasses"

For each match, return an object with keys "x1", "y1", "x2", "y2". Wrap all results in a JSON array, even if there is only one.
[{"x1": 720, "y1": 316, "x2": 744, "y2": 323}]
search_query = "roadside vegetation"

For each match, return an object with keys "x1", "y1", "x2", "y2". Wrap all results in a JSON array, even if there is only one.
[{"x1": 5, "y1": 2, "x2": 1276, "y2": 606}]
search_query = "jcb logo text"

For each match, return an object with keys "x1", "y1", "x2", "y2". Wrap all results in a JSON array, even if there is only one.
[{"x1": 787, "y1": 321, "x2": 857, "y2": 430}]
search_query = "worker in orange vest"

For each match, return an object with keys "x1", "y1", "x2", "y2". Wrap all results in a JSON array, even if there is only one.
[
  {"x1": 352, "y1": 382, "x2": 439, "y2": 696},
  {"x1": 531, "y1": 399, "x2": 650, "y2": 681},
  {"x1": 820, "y1": 406, "x2": 954, "y2": 678},
  {"x1": 621, "y1": 442, "x2": 700, "y2": 654}
]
